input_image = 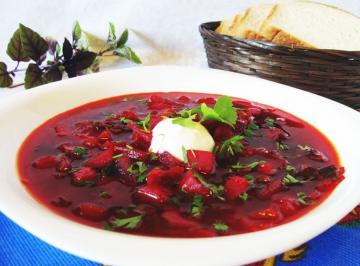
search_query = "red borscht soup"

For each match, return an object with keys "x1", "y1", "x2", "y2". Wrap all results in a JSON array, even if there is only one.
[{"x1": 18, "y1": 92, "x2": 344, "y2": 237}]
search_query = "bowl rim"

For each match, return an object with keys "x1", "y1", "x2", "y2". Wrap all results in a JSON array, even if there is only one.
[{"x1": 0, "y1": 65, "x2": 360, "y2": 266}]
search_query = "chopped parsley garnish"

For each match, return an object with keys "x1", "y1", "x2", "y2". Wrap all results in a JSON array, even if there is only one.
[
  {"x1": 283, "y1": 174, "x2": 302, "y2": 185},
  {"x1": 110, "y1": 215, "x2": 143, "y2": 229},
  {"x1": 199, "y1": 96, "x2": 237, "y2": 127},
  {"x1": 126, "y1": 144, "x2": 133, "y2": 150},
  {"x1": 220, "y1": 135, "x2": 244, "y2": 156},
  {"x1": 112, "y1": 153, "x2": 123, "y2": 159},
  {"x1": 98, "y1": 191, "x2": 112, "y2": 199},
  {"x1": 265, "y1": 117, "x2": 275, "y2": 127},
  {"x1": 127, "y1": 161, "x2": 148, "y2": 183},
  {"x1": 244, "y1": 174, "x2": 255, "y2": 184},
  {"x1": 239, "y1": 192, "x2": 248, "y2": 201},
  {"x1": 277, "y1": 142, "x2": 289, "y2": 151},
  {"x1": 120, "y1": 117, "x2": 132, "y2": 124},
  {"x1": 297, "y1": 192, "x2": 313, "y2": 205},
  {"x1": 194, "y1": 172, "x2": 225, "y2": 201},
  {"x1": 138, "y1": 114, "x2": 151, "y2": 132},
  {"x1": 231, "y1": 160, "x2": 265, "y2": 169},
  {"x1": 213, "y1": 222, "x2": 229, "y2": 232},
  {"x1": 73, "y1": 146, "x2": 87, "y2": 157},
  {"x1": 245, "y1": 123, "x2": 259, "y2": 137},
  {"x1": 285, "y1": 164, "x2": 296, "y2": 174},
  {"x1": 103, "y1": 224, "x2": 115, "y2": 231},
  {"x1": 297, "y1": 144, "x2": 312, "y2": 152},
  {"x1": 191, "y1": 195, "x2": 203, "y2": 217}
]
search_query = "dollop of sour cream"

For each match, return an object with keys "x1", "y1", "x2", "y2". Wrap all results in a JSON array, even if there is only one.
[{"x1": 149, "y1": 118, "x2": 215, "y2": 161}]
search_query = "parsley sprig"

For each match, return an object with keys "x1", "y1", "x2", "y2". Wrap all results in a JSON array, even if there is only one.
[
  {"x1": 109, "y1": 215, "x2": 143, "y2": 229},
  {"x1": 127, "y1": 161, "x2": 148, "y2": 183},
  {"x1": 191, "y1": 195, "x2": 204, "y2": 217},
  {"x1": 219, "y1": 135, "x2": 244, "y2": 156}
]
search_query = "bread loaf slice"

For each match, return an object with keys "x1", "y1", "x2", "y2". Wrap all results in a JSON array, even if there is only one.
[
  {"x1": 231, "y1": 4, "x2": 275, "y2": 40},
  {"x1": 259, "y1": 1, "x2": 360, "y2": 50},
  {"x1": 216, "y1": 14, "x2": 242, "y2": 35}
]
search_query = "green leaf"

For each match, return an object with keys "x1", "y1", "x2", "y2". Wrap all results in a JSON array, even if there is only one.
[
  {"x1": 231, "y1": 160, "x2": 265, "y2": 169},
  {"x1": 219, "y1": 135, "x2": 244, "y2": 156},
  {"x1": 128, "y1": 161, "x2": 148, "y2": 183},
  {"x1": 24, "y1": 63, "x2": 44, "y2": 89},
  {"x1": 110, "y1": 215, "x2": 143, "y2": 229},
  {"x1": 283, "y1": 174, "x2": 302, "y2": 185},
  {"x1": 73, "y1": 51, "x2": 97, "y2": 71},
  {"x1": 277, "y1": 142, "x2": 289, "y2": 151},
  {"x1": 214, "y1": 96, "x2": 237, "y2": 125},
  {"x1": 245, "y1": 123, "x2": 259, "y2": 137},
  {"x1": 19, "y1": 24, "x2": 49, "y2": 62},
  {"x1": 43, "y1": 66, "x2": 62, "y2": 83},
  {"x1": 199, "y1": 96, "x2": 237, "y2": 127},
  {"x1": 0, "y1": 62, "x2": 13, "y2": 88},
  {"x1": 297, "y1": 192, "x2": 313, "y2": 205},
  {"x1": 116, "y1": 29, "x2": 129, "y2": 47},
  {"x1": 213, "y1": 222, "x2": 229, "y2": 232},
  {"x1": 191, "y1": 195, "x2": 203, "y2": 217},
  {"x1": 172, "y1": 117, "x2": 198, "y2": 128},
  {"x1": 73, "y1": 21, "x2": 82, "y2": 43},
  {"x1": 7, "y1": 28, "x2": 30, "y2": 62},
  {"x1": 138, "y1": 114, "x2": 151, "y2": 132},
  {"x1": 108, "y1": 22, "x2": 116, "y2": 42},
  {"x1": 194, "y1": 172, "x2": 225, "y2": 200},
  {"x1": 62, "y1": 38, "x2": 73, "y2": 60},
  {"x1": 239, "y1": 192, "x2": 248, "y2": 201},
  {"x1": 73, "y1": 146, "x2": 87, "y2": 157},
  {"x1": 114, "y1": 45, "x2": 142, "y2": 64},
  {"x1": 265, "y1": 117, "x2": 275, "y2": 127}
]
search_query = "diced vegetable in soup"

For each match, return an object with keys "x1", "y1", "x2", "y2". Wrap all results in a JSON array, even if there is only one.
[{"x1": 17, "y1": 92, "x2": 344, "y2": 237}]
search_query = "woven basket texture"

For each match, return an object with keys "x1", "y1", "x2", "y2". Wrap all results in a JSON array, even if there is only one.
[{"x1": 200, "y1": 21, "x2": 360, "y2": 109}]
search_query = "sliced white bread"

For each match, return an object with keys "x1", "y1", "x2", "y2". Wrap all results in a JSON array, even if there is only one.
[
  {"x1": 231, "y1": 4, "x2": 275, "y2": 40},
  {"x1": 215, "y1": 14, "x2": 242, "y2": 35},
  {"x1": 259, "y1": 1, "x2": 360, "y2": 50}
]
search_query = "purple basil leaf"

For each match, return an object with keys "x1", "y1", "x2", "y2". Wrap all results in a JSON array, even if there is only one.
[
  {"x1": 63, "y1": 38, "x2": 73, "y2": 61},
  {"x1": 0, "y1": 62, "x2": 13, "y2": 87},
  {"x1": 43, "y1": 65, "x2": 63, "y2": 82},
  {"x1": 72, "y1": 51, "x2": 97, "y2": 71},
  {"x1": 19, "y1": 24, "x2": 49, "y2": 62},
  {"x1": 7, "y1": 28, "x2": 30, "y2": 62},
  {"x1": 24, "y1": 63, "x2": 44, "y2": 89},
  {"x1": 46, "y1": 37, "x2": 59, "y2": 56}
]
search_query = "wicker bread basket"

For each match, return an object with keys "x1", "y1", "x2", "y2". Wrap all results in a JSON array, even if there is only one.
[{"x1": 200, "y1": 21, "x2": 360, "y2": 109}]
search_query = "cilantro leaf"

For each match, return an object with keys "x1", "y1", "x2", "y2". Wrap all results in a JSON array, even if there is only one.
[
  {"x1": 213, "y1": 222, "x2": 229, "y2": 232},
  {"x1": 231, "y1": 160, "x2": 265, "y2": 169},
  {"x1": 110, "y1": 215, "x2": 143, "y2": 229},
  {"x1": 244, "y1": 123, "x2": 259, "y2": 137},
  {"x1": 172, "y1": 117, "x2": 198, "y2": 128},
  {"x1": 194, "y1": 172, "x2": 225, "y2": 200},
  {"x1": 199, "y1": 96, "x2": 237, "y2": 127},
  {"x1": 265, "y1": 117, "x2": 275, "y2": 127},
  {"x1": 277, "y1": 142, "x2": 289, "y2": 151}
]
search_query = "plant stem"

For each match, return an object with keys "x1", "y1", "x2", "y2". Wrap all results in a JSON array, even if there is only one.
[{"x1": 9, "y1": 82, "x2": 25, "y2": 88}]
